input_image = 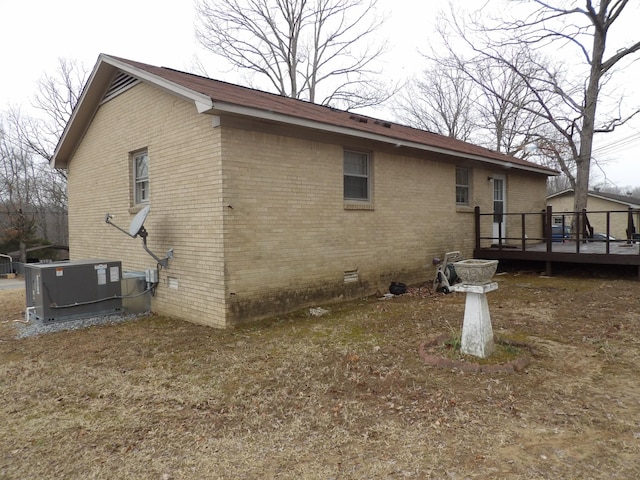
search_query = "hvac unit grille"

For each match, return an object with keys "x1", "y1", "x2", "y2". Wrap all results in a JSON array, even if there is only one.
[{"x1": 102, "y1": 72, "x2": 139, "y2": 103}]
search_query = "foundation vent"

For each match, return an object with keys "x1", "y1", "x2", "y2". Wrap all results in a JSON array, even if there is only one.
[{"x1": 343, "y1": 270, "x2": 359, "y2": 283}]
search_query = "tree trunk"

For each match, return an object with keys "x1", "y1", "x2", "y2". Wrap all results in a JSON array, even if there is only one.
[
  {"x1": 18, "y1": 239, "x2": 27, "y2": 265},
  {"x1": 572, "y1": 7, "x2": 606, "y2": 215}
]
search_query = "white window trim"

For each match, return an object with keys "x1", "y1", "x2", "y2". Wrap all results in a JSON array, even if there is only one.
[
  {"x1": 344, "y1": 149, "x2": 371, "y2": 202},
  {"x1": 132, "y1": 150, "x2": 149, "y2": 206},
  {"x1": 455, "y1": 167, "x2": 470, "y2": 205}
]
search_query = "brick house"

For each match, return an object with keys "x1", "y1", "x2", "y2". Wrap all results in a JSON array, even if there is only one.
[
  {"x1": 547, "y1": 189, "x2": 640, "y2": 240},
  {"x1": 52, "y1": 54, "x2": 556, "y2": 327}
]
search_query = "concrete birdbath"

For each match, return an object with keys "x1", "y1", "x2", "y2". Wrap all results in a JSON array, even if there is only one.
[
  {"x1": 452, "y1": 259, "x2": 499, "y2": 358},
  {"x1": 454, "y1": 259, "x2": 498, "y2": 285}
]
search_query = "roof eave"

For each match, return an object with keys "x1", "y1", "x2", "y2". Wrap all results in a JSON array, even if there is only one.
[
  {"x1": 547, "y1": 189, "x2": 640, "y2": 207},
  {"x1": 51, "y1": 56, "x2": 114, "y2": 169},
  {"x1": 203, "y1": 101, "x2": 557, "y2": 176},
  {"x1": 102, "y1": 55, "x2": 213, "y2": 112},
  {"x1": 589, "y1": 192, "x2": 640, "y2": 208},
  {"x1": 546, "y1": 189, "x2": 572, "y2": 200},
  {"x1": 53, "y1": 54, "x2": 557, "y2": 177},
  {"x1": 51, "y1": 54, "x2": 214, "y2": 169}
]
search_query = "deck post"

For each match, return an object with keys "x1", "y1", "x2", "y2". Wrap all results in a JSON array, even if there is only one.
[
  {"x1": 606, "y1": 212, "x2": 611, "y2": 254},
  {"x1": 545, "y1": 206, "x2": 553, "y2": 276},
  {"x1": 474, "y1": 206, "x2": 481, "y2": 252},
  {"x1": 575, "y1": 213, "x2": 581, "y2": 253},
  {"x1": 545, "y1": 206, "x2": 553, "y2": 253}
]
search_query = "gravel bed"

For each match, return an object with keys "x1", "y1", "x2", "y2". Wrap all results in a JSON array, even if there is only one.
[{"x1": 15, "y1": 313, "x2": 144, "y2": 339}]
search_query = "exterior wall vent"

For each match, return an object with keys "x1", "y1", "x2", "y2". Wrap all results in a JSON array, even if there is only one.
[
  {"x1": 349, "y1": 115, "x2": 368, "y2": 123},
  {"x1": 343, "y1": 270, "x2": 359, "y2": 283},
  {"x1": 102, "y1": 72, "x2": 140, "y2": 103}
]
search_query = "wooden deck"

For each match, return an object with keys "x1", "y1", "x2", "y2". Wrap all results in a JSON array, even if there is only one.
[
  {"x1": 472, "y1": 206, "x2": 640, "y2": 278},
  {"x1": 476, "y1": 241, "x2": 640, "y2": 264}
]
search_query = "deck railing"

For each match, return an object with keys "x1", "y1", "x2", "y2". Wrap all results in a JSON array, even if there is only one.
[{"x1": 474, "y1": 205, "x2": 640, "y2": 255}]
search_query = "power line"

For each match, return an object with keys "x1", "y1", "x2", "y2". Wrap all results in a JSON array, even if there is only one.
[{"x1": 592, "y1": 130, "x2": 640, "y2": 156}]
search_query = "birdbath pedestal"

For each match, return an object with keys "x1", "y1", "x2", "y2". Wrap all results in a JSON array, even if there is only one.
[
  {"x1": 451, "y1": 282, "x2": 498, "y2": 358},
  {"x1": 452, "y1": 259, "x2": 499, "y2": 359}
]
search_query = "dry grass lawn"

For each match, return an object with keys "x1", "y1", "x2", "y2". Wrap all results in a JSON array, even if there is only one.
[{"x1": 1, "y1": 269, "x2": 640, "y2": 479}]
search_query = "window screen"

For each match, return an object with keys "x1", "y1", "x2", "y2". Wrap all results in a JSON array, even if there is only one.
[{"x1": 344, "y1": 150, "x2": 370, "y2": 201}]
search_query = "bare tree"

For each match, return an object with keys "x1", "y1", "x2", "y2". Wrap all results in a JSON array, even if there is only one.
[
  {"x1": 471, "y1": 52, "x2": 552, "y2": 158},
  {"x1": 440, "y1": 0, "x2": 640, "y2": 215},
  {"x1": 0, "y1": 111, "x2": 39, "y2": 262},
  {"x1": 0, "y1": 59, "x2": 86, "y2": 254},
  {"x1": 195, "y1": 0, "x2": 391, "y2": 109},
  {"x1": 395, "y1": 47, "x2": 552, "y2": 167},
  {"x1": 31, "y1": 58, "x2": 88, "y2": 165},
  {"x1": 394, "y1": 64, "x2": 476, "y2": 140}
]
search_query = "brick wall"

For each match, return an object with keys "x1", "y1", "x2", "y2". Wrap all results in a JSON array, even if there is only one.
[
  {"x1": 67, "y1": 82, "x2": 548, "y2": 327},
  {"x1": 67, "y1": 83, "x2": 227, "y2": 327},
  {"x1": 219, "y1": 120, "x2": 548, "y2": 323},
  {"x1": 506, "y1": 173, "x2": 548, "y2": 243}
]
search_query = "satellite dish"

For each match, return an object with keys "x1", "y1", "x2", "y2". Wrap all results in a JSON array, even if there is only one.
[
  {"x1": 129, "y1": 205, "x2": 150, "y2": 238},
  {"x1": 104, "y1": 205, "x2": 172, "y2": 268}
]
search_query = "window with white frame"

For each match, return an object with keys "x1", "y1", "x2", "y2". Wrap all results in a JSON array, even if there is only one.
[
  {"x1": 344, "y1": 150, "x2": 370, "y2": 201},
  {"x1": 455, "y1": 167, "x2": 470, "y2": 205},
  {"x1": 133, "y1": 150, "x2": 149, "y2": 205}
]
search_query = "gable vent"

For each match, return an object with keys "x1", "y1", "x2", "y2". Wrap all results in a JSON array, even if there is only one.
[{"x1": 102, "y1": 72, "x2": 140, "y2": 103}]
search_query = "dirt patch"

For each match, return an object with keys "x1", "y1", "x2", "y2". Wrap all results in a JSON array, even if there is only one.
[
  {"x1": 419, "y1": 334, "x2": 535, "y2": 373},
  {"x1": 1, "y1": 272, "x2": 640, "y2": 479}
]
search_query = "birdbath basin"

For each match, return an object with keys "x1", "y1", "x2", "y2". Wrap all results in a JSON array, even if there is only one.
[{"x1": 454, "y1": 259, "x2": 498, "y2": 285}]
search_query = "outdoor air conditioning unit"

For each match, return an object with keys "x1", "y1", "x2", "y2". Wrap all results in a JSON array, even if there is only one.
[
  {"x1": 25, "y1": 260, "x2": 123, "y2": 322},
  {"x1": 121, "y1": 271, "x2": 151, "y2": 314}
]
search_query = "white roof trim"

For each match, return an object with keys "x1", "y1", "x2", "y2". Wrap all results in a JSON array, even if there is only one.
[
  {"x1": 547, "y1": 189, "x2": 640, "y2": 207},
  {"x1": 589, "y1": 192, "x2": 640, "y2": 208},
  {"x1": 51, "y1": 58, "x2": 108, "y2": 168},
  {"x1": 203, "y1": 102, "x2": 556, "y2": 176},
  {"x1": 102, "y1": 55, "x2": 213, "y2": 111},
  {"x1": 52, "y1": 53, "x2": 557, "y2": 176}
]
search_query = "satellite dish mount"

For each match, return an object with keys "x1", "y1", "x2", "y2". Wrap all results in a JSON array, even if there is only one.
[{"x1": 105, "y1": 205, "x2": 173, "y2": 268}]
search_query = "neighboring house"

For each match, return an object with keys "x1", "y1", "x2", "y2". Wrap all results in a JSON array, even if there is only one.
[
  {"x1": 547, "y1": 189, "x2": 640, "y2": 239},
  {"x1": 52, "y1": 54, "x2": 557, "y2": 327}
]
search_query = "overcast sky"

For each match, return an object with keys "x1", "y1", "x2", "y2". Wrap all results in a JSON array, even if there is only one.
[{"x1": 1, "y1": 0, "x2": 639, "y2": 189}]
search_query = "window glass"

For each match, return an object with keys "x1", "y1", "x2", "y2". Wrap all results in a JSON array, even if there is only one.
[
  {"x1": 493, "y1": 177, "x2": 505, "y2": 223},
  {"x1": 134, "y1": 151, "x2": 149, "y2": 204},
  {"x1": 344, "y1": 150, "x2": 370, "y2": 201},
  {"x1": 456, "y1": 167, "x2": 470, "y2": 205}
]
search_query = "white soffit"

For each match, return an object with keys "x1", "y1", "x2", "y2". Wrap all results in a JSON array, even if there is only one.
[
  {"x1": 103, "y1": 55, "x2": 213, "y2": 112},
  {"x1": 204, "y1": 101, "x2": 556, "y2": 176}
]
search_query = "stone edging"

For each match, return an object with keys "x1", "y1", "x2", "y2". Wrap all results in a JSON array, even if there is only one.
[{"x1": 418, "y1": 334, "x2": 536, "y2": 373}]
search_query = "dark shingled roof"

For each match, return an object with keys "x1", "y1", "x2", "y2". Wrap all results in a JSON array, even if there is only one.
[
  {"x1": 589, "y1": 190, "x2": 640, "y2": 205},
  {"x1": 110, "y1": 56, "x2": 557, "y2": 175},
  {"x1": 548, "y1": 189, "x2": 640, "y2": 206}
]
